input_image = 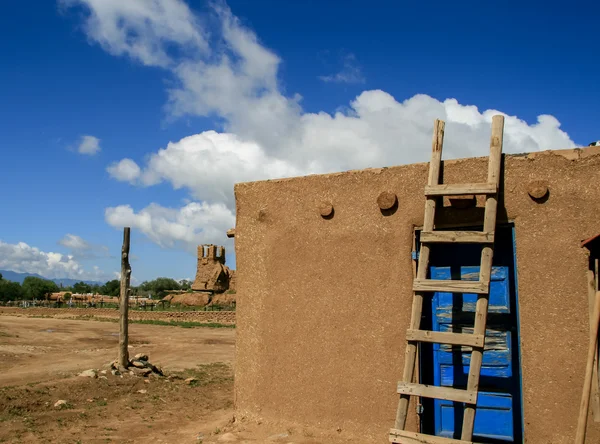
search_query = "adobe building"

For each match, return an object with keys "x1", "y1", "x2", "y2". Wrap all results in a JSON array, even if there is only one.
[
  {"x1": 191, "y1": 244, "x2": 235, "y2": 293},
  {"x1": 233, "y1": 145, "x2": 600, "y2": 442}
]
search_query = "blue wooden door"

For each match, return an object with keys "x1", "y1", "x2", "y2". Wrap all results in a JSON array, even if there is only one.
[{"x1": 430, "y1": 265, "x2": 519, "y2": 441}]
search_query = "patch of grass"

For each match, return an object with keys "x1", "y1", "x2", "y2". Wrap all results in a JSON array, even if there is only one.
[
  {"x1": 174, "y1": 362, "x2": 233, "y2": 387},
  {"x1": 58, "y1": 402, "x2": 74, "y2": 410},
  {"x1": 0, "y1": 330, "x2": 12, "y2": 337},
  {"x1": 95, "y1": 400, "x2": 108, "y2": 407},
  {"x1": 130, "y1": 319, "x2": 235, "y2": 329}
]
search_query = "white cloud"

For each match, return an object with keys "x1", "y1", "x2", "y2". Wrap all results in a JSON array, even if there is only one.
[
  {"x1": 0, "y1": 240, "x2": 108, "y2": 281},
  {"x1": 58, "y1": 234, "x2": 110, "y2": 260},
  {"x1": 107, "y1": 92, "x2": 575, "y2": 214},
  {"x1": 107, "y1": 158, "x2": 141, "y2": 182},
  {"x1": 59, "y1": 0, "x2": 208, "y2": 67},
  {"x1": 58, "y1": 234, "x2": 90, "y2": 250},
  {"x1": 104, "y1": 201, "x2": 235, "y2": 252},
  {"x1": 319, "y1": 53, "x2": 365, "y2": 84},
  {"x1": 65, "y1": 0, "x2": 578, "y2": 252},
  {"x1": 77, "y1": 135, "x2": 101, "y2": 155}
]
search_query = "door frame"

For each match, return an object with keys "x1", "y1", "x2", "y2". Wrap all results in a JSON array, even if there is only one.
[{"x1": 412, "y1": 222, "x2": 525, "y2": 442}]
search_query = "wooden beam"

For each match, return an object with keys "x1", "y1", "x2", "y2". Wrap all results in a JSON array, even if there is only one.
[
  {"x1": 226, "y1": 228, "x2": 236, "y2": 238},
  {"x1": 389, "y1": 429, "x2": 473, "y2": 444},
  {"x1": 406, "y1": 329, "x2": 485, "y2": 347},
  {"x1": 397, "y1": 382, "x2": 477, "y2": 404},
  {"x1": 424, "y1": 183, "x2": 496, "y2": 197},
  {"x1": 395, "y1": 119, "x2": 445, "y2": 430},
  {"x1": 576, "y1": 291, "x2": 600, "y2": 444},
  {"x1": 587, "y1": 268, "x2": 600, "y2": 422},
  {"x1": 461, "y1": 114, "x2": 504, "y2": 440},
  {"x1": 413, "y1": 279, "x2": 489, "y2": 294},
  {"x1": 420, "y1": 231, "x2": 494, "y2": 244},
  {"x1": 118, "y1": 227, "x2": 131, "y2": 368}
]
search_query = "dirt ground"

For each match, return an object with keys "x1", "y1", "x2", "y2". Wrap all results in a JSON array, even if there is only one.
[{"x1": 0, "y1": 316, "x2": 353, "y2": 444}]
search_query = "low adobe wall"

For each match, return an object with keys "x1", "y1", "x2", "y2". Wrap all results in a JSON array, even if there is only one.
[
  {"x1": 0, "y1": 307, "x2": 236, "y2": 324},
  {"x1": 234, "y1": 147, "x2": 600, "y2": 442}
]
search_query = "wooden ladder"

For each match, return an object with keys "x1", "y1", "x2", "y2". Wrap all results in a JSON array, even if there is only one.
[{"x1": 390, "y1": 115, "x2": 505, "y2": 444}]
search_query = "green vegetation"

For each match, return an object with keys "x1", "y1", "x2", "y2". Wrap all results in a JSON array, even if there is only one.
[
  {"x1": 22, "y1": 277, "x2": 59, "y2": 300},
  {"x1": 130, "y1": 319, "x2": 234, "y2": 329},
  {"x1": 137, "y1": 277, "x2": 183, "y2": 298},
  {"x1": 0, "y1": 278, "x2": 24, "y2": 302}
]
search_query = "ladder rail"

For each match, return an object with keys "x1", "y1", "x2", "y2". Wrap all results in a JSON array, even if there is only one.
[
  {"x1": 460, "y1": 115, "x2": 504, "y2": 441},
  {"x1": 395, "y1": 119, "x2": 445, "y2": 429}
]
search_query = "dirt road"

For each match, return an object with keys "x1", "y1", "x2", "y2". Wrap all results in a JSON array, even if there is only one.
[
  {"x1": 0, "y1": 316, "x2": 236, "y2": 443},
  {"x1": 0, "y1": 315, "x2": 356, "y2": 443}
]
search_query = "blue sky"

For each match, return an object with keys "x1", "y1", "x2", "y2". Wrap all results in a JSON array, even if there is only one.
[{"x1": 0, "y1": 0, "x2": 597, "y2": 284}]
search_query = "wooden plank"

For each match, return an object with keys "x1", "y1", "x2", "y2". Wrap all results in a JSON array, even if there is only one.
[
  {"x1": 389, "y1": 429, "x2": 473, "y2": 444},
  {"x1": 461, "y1": 114, "x2": 504, "y2": 441},
  {"x1": 406, "y1": 329, "x2": 485, "y2": 347},
  {"x1": 588, "y1": 269, "x2": 600, "y2": 422},
  {"x1": 395, "y1": 119, "x2": 444, "y2": 430},
  {"x1": 413, "y1": 279, "x2": 489, "y2": 294},
  {"x1": 424, "y1": 183, "x2": 496, "y2": 197},
  {"x1": 596, "y1": 259, "x2": 600, "y2": 423},
  {"x1": 420, "y1": 231, "x2": 494, "y2": 244},
  {"x1": 397, "y1": 382, "x2": 477, "y2": 404},
  {"x1": 576, "y1": 291, "x2": 600, "y2": 444}
]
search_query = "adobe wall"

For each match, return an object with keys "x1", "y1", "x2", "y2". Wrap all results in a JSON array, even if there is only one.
[{"x1": 234, "y1": 147, "x2": 600, "y2": 442}]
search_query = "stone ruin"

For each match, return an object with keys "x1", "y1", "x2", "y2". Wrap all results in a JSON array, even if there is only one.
[{"x1": 191, "y1": 244, "x2": 235, "y2": 293}]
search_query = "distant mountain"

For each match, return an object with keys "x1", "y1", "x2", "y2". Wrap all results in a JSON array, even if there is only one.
[{"x1": 0, "y1": 270, "x2": 104, "y2": 287}]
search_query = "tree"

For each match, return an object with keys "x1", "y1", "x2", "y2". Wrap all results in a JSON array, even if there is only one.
[
  {"x1": 0, "y1": 280, "x2": 24, "y2": 302},
  {"x1": 72, "y1": 281, "x2": 92, "y2": 294},
  {"x1": 179, "y1": 279, "x2": 192, "y2": 290},
  {"x1": 100, "y1": 279, "x2": 120, "y2": 296},
  {"x1": 139, "y1": 277, "x2": 181, "y2": 298},
  {"x1": 21, "y1": 277, "x2": 59, "y2": 300}
]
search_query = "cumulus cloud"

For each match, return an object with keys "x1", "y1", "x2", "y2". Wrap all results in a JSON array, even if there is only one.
[
  {"x1": 108, "y1": 92, "x2": 575, "y2": 215},
  {"x1": 319, "y1": 53, "x2": 365, "y2": 84},
  {"x1": 58, "y1": 234, "x2": 110, "y2": 260},
  {"x1": 58, "y1": 234, "x2": 91, "y2": 250},
  {"x1": 0, "y1": 240, "x2": 108, "y2": 280},
  {"x1": 64, "y1": 0, "x2": 578, "y2": 251},
  {"x1": 104, "y1": 201, "x2": 235, "y2": 252},
  {"x1": 107, "y1": 158, "x2": 141, "y2": 182},
  {"x1": 77, "y1": 135, "x2": 101, "y2": 155},
  {"x1": 59, "y1": 0, "x2": 208, "y2": 67}
]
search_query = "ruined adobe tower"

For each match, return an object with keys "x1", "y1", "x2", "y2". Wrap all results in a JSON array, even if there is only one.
[{"x1": 191, "y1": 244, "x2": 235, "y2": 293}]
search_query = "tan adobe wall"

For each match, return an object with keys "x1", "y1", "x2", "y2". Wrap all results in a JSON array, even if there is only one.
[{"x1": 234, "y1": 147, "x2": 600, "y2": 442}]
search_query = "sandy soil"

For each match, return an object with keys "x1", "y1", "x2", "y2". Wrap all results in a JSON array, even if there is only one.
[
  {"x1": 0, "y1": 316, "x2": 236, "y2": 443},
  {"x1": 0, "y1": 316, "x2": 355, "y2": 444}
]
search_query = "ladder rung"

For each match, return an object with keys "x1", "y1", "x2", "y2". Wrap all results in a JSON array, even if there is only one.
[
  {"x1": 397, "y1": 382, "x2": 477, "y2": 404},
  {"x1": 406, "y1": 329, "x2": 484, "y2": 347},
  {"x1": 389, "y1": 429, "x2": 473, "y2": 444},
  {"x1": 424, "y1": 183, "x2": 496, "y2": 196},
  {"x1": 420, "y1": 231, "x2": 494, "y2": 244},
  {"x1": 413, "y1": 279, "x2": 489, "y2": 294}
]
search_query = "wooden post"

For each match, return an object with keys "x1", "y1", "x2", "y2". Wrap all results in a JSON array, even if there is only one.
[
  {"x1": 118, "y1": 227, "x2": 131, "y2": 368},
  {"x1": 576, "y1": 291, "x2": 600, "y2": 444}
]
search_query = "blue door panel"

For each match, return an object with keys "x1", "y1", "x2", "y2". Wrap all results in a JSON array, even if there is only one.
[
  {"x1": 431, "y1": 265, "x2": 516, "y2": 441},
  {"x1": 438, "y1": 394, "x2": 514, "y2": 440}
]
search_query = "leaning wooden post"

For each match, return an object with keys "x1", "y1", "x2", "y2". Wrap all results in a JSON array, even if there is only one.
[
  {"x1": 576, "y1": 290, "x2": 600, "y2": 444},
  {"x1": 118, "y1": 227, "x2": 131, "y2": 368}
]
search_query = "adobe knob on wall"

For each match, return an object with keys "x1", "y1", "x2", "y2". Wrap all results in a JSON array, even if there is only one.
[{"x1": 527, "y1": 180, "x2": 549, "y2": 201}]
